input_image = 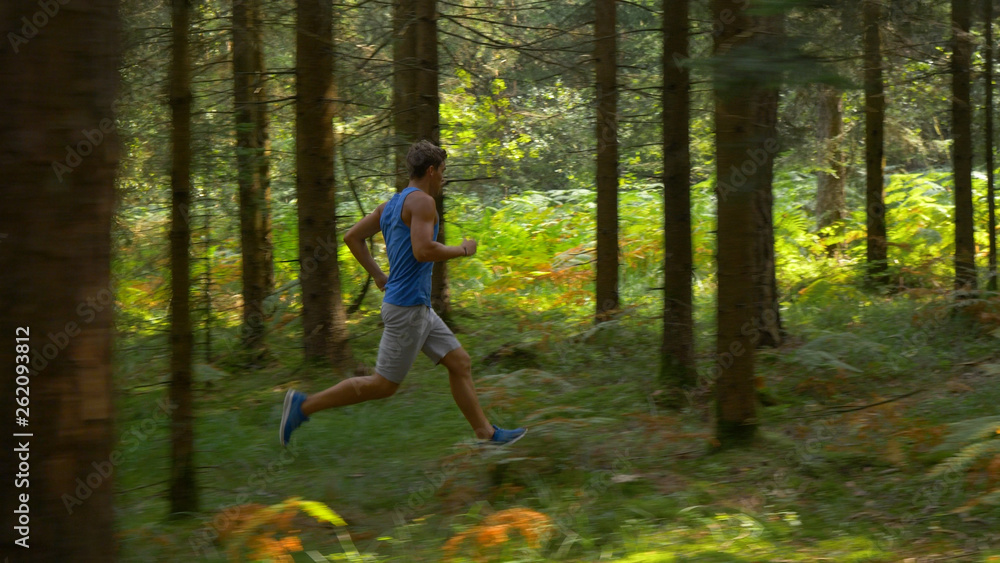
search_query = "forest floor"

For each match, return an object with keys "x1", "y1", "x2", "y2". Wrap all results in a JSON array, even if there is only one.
[{"x1": 111, "y1": 291, "x2": 1000, "y2": 562}]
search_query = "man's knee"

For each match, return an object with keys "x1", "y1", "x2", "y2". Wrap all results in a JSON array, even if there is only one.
[
  {"x1": 445, "y1": 348, "x2": 472, "y2": 376},
  {"x1": 372, "y1": 373, "x2": 399, "y2": 398}
]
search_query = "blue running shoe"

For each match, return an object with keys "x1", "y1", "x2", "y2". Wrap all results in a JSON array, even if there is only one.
[
  {"x1": 488, "y1": 424, "x2": 526, "y2": 445},
  {"x1": 280, "y1": 389, "x2": 309, "y2": 447}
]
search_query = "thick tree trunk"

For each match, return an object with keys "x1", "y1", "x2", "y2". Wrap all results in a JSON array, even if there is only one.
[
  {"x1": 660, "y1": 0, "x2": 695, "y2": 396},
  {"x1": 816, "y1": 85, "x2": 847, "y2": 232},
  {"x1": 234, "y1": 0, "x2": 274, "y2": 352},
  {"x1": 712, "y1": 0, "x2": 761, "y2": 447},
  {"x1": 0, "y1": 1, "x2": 120, "y2": 557},
  {"x1": 864, "y1": 0, "x2": 889, "y2": 287},
  {"x1": 953, "y1": 0, "x2": 977, "y2": 290},
  {"x1": 297, "y1": 0, "x2": 352, "y2": 366},
  {"x1": 393, "y1": 0, "x2": 418, "y2": 192},
  {"x1": 169, "y1": 0, "x2": 197, "y2": 515},
  {"x1": 988, "y1": 0, "x2": 998, "y2": 291},
  {"x1": 753, "y1": 14, "x2": 784, "y2": 349},
  {"x1": 753, "y1": 83, "x2": 782, "y2": 349},
  {"x1": 595, "y1": 0, "x2": 620, "y2": 322},
  {"x1": 414, "y1": 0, "x2": 451, "y2": 317}
]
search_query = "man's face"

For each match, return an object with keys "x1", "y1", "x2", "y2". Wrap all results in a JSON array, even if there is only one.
[{"x1": 431, "y1": 162, "x2": 446, "y2": 195}]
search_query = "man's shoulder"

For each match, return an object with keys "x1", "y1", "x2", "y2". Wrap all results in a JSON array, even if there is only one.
[{"x1": 402, "y1": 189, "x2": 435, "y2": 212}]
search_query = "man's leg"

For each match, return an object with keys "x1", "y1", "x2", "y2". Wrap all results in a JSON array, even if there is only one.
[
  {"x1": 301, "y1": 373, "x2": 399, "y2": 416},
  {"x1": 439, "y1": 347, "x2": 494, "y2": 440}
]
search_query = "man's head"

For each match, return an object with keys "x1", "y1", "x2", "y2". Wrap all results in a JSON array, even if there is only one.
[{"x1": 406, "y1": 140, "x2": 447, "y2": 180}]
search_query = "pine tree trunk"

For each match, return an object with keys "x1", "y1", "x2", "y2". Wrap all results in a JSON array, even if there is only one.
[
  {"x1": 414, "y1": 0, "x2": 451, "y2": 317},
  {"x1": 864, "y1": 0, "x2": 889, "y2": 287},
  {"x1": 712, "y1": 0, "x2": 759, "y2": 447},
  {"x1": 753, "y1": 14, "x2": 784, "y2": 349},
  {"x1": 234, "y1": 0, "x2": 274, "y2": 352},
  {"x1": 169, "y1": 0, "x2": 198, "y2": 515},
  {"x1": 297, "y1": 0, "x2": 352, "y2": 366},
  {"x1": 953, "y1": 0, "x2": 977, "y2": 291},
  {"x1": 816, "y1": 85, "x2": 847, "y2": 232},
  {"x1": 0, "y1": 1, "x2": 119, "y2": 556},
  {"x1": 393, "y1": 0, "x2": 418, "y2": 192},
  {"x1": 595, "y1": 0, "x2": 620, "y2": 322},
  {"x1": 987, "y1": 0, "x2": 998, "y2": 291},
  {"x1": 660, "y1": 0, "x2": 695, "y2": 397}
]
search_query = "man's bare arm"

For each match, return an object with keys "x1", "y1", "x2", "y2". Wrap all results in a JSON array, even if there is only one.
[
  {"x1": 343, "y1": 202, "x2": 389, "y2": 290},
  {"x1": 408, "y1": 192, "x2": 476, "y2": 262}
]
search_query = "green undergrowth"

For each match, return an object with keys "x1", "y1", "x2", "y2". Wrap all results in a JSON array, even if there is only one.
[{"x1": 111, "y1": 285, "x2": 1000, "y2": 562}]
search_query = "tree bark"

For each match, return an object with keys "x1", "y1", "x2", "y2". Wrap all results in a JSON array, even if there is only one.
[
  {"x1": 297, "y1": 0, "x2": 352, "y2": 365},
  {"x1": 595, "y1": 0, "x2": 620, "y2": 322},
  {"x1": 987, "y1": 0, "x2": 998, "y2": 291},
  {"x1": 234, "y1": 0, "x2": 274, "y2": 352},
  {"x1": 864, "y1": 0, "x2": 889, "y2": 287},
  {"x1": 169, "y1": 0, "x2": 198, "y2": 515},
  {"x1": 393, "y1": 0, "x2": 418, "y2": 192},
  {"x1": 0, "y1": 0, "x2": 120, "y2": 557},
  {"x1": 953, "y1": 0, "x2": 976, "y2": 291},
  {"x1": 414, "y1": 0, "x2": 451, "y2": 318},
  {"x1": 752, "y1": 13, "x2": 784, "y2": 349},
  {"x1": 660, "y1": 0, "x2": 695, "y2": 397},
  {"x1": 816, "y1": 85, "x2": 847, "y2": 233},
  {"x1": 712, "y1": 0, "x2": 761, "y2": 447}
]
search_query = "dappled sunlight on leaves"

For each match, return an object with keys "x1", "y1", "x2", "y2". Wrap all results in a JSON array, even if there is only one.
[{"x1": 443, "y1": 507, "x2": 553, "y2": 561}]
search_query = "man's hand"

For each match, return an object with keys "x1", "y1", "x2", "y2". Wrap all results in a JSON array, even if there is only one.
[
  {"x1": 461, "y1": 238, "x2": 477, "y2": 257},
  {"x1": 344, "y1": 202, "x2": 388, "y2": 284}
]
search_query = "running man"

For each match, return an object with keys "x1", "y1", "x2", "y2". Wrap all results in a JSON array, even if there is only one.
[{"x1": 280, "y1": 140, "x2": 526, "y2": 447}]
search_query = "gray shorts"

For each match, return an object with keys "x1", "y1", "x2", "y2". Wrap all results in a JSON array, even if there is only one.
[{"x1": 375, "y1": 302, "x2": 461, "y2": 383}]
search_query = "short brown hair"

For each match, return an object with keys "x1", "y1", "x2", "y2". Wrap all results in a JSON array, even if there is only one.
[{"x1": 406, "y1": 140, "x2": 447, "y2": 179}]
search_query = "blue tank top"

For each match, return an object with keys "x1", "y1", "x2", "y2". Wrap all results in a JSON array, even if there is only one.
[{"x1": 380, "y1": 187, "x2": 438, "y2": 307}]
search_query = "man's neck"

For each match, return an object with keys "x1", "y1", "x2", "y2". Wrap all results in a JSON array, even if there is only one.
[{"x1": 408, "y1": 177, "x2": 435, "y2": 197}]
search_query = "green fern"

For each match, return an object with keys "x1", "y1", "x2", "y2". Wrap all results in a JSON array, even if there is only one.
[
  {"x1": 926, "y1": 416, "x2": 1000, "y2": 506},
  {"x1": 928, "y1": 440, "x2": 1000, "y2": 479},
  {"x1": 931, "y1": 416, "x2": 1000, "y2": 454}
]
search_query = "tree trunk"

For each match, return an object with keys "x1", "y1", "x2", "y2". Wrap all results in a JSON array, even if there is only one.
[
  {"x1": 595, "y1": 0, "x2": 620, "y2": 322},
  {"x1": 987, "y1": 0, "x2": 998, "y2": 291},
  {"x1": 204, "y1": 210, "x2": 214, "y2": 361},
  {"x1": 753, "y1": 14, "x2": 784, "y2": 349},
  {"x1": 712, "y1": 0, "x2": 760, "y2": 447},
  {"x1": 393, "y1": 0, "x2": 418, "y2": 192},
  {"x1": 0, "y1": 1, "x2": 119, "y2": 557},
  {"x1": 414, "y1": 0, "x2": 451, "y2": 318},
  {"x1": 660, "y1": 0, "x2": 695, "y2": 397},
  {"x1": 953, "y1": 0, "x2": 977, "y2": 291},
  {"x1": 234, "y1": 0, "x2": 274, "y2": 352},
  {"x1": 864, "y1": 0, "x2": 889, "y2": 287},
  {"x1": 169, "y1": 0, "x2": 198, "y2": 515},
  {"x1": 297, "y1": 0, "x2": 352, "y2": 366},
  {"x1": 816, "y1": 85, "x2": 847, "y2": 233}
]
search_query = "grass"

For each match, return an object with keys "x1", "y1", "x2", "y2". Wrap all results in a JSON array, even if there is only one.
[{"x1": 111, "y1": 288, "x2": 1000, "y2": 562}]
